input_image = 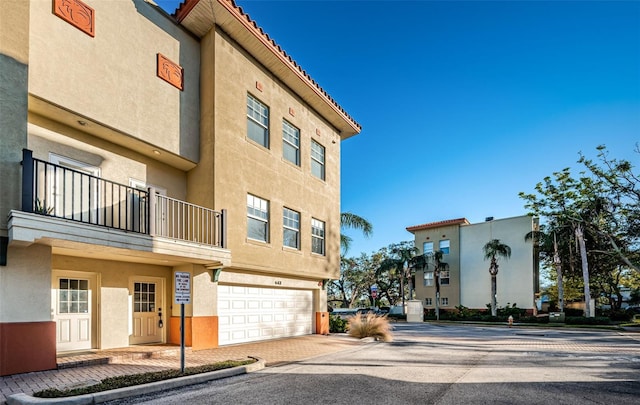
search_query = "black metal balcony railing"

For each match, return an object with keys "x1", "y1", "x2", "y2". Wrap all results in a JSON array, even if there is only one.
[{"x1": 21, "y1": 149, "x2": 226, "y2": 248}]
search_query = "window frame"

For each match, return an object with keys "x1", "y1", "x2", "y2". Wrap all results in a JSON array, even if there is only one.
[
  {"x1": 311, "y1": 217, "x2": 325, "y2": 255},
  {"x1": 441, "y1": 297, "x2": 449, "y2": 306},
  {"x1": 310, "y1": 140, "x2": 325, "y2": 180},
  {"x1": 282, "y1": 120, "x2": 300, "y2": 166},
  {"x1": 425, "y1": 297, "x2": 432, "y2": 306},
  {"x1": 423, "y1": 270, "x2": 434, "y2": 287},
  {"x1": 247, "y1": 94, "x2": 269, "y2": 148},
  {"x1": 439, "y1": 270, "x2": 450, "y2": 285},
  {"x1": 439, "y1": 239, "x2": 450, "y2": 255},
  {"x1": 282, "y1": 207, "x2": 300, "y2": 249},
  {"x1": 423, "y1": 241, "x2": 434, "y2": 255},
  {"x1": 247, "y1": 194, "x2": 269, "y2": 242}
]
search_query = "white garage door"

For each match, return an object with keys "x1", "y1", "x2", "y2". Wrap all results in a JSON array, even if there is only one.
[{"x1": 218, "y1": 285, "x2": 313, "y2": 345}]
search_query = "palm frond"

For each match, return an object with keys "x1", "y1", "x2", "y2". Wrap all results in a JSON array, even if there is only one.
[{"x1": 340, "y1": 212, "x2": 373, "y2": 237}]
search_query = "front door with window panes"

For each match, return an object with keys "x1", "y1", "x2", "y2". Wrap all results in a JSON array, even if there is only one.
[
  {"x1": 130, "y1": 278, "x2": 163, "y2": 344},
  {"x1": 54, "y1": 277, "x2": 92, "y2": 351}
]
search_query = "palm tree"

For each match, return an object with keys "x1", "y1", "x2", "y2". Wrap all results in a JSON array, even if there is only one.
[
  {"x1": 483, "y1": 239, "x2": 512, "y2": 317},
  {"x1": 340, "y1": 212, "x2": 373, "y2": 253}
]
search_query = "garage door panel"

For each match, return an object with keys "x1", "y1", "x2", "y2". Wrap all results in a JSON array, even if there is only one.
[{"x1": 218, "y1": 286, "x2": 312, "y2": 345}]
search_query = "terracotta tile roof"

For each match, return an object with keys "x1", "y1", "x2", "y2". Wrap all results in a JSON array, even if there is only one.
[
  {"x1": 406, "y1": 218, "x2": 469, "y2": 233},
  {"x1": 173, "y1": 0, "x2": 361, "y2": 135}
]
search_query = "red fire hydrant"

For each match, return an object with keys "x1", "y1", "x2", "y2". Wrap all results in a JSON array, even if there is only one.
[{"x1": 508, "y1": 315, "x2": 514, "y2": 328}]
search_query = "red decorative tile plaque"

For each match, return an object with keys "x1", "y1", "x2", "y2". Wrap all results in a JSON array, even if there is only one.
[
  {"x1": 53, "y1": 0, "x2": 95, "y2": 37},
  {"x1": 157, "y1": 54, "x2": 184, "y2": 90}
]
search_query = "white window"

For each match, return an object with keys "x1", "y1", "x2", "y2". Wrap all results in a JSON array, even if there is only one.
[
  {"x1": 58, "y1": 278, "x2": 89, "y2": 314},
  {"x1": 247, "y1": 194, "x2": 269, "y2": 242},
  {"x1": 423, "y1": 241, "x2": 434, "y2": 255},
  {"x1": 247, "y1": 94, "x2": 269, "y2": 147},
  {"x1": 439, "y1": 239, "x2": 450, "y2": 254},
  {"x1": 441, "y1": 297, "x2": 449, "y2": 306},
  {"x1": 425, "y1": 298, "x2": 432, "y2": 306},
  {"x1": 283, "y1": 207, "x2": 300, "y2": 249},
  {"x1": 133, "y1": 282, "x2": 156, "y2": 313},
  {"x1": 440, "y1": 270, "x2": 450, "y2": 285},
  {"x1": 311, "y1": 218, "x2": 325, "y2": 255},
  {"x1": 423, "y1": 271, "x2": 434, "y2": 287},
  {"x1": 311, "y1": 140, "x2": 325, "y2": 180},
  {"x1": 282, "y1": 120, "x2": 300, "y2": 166}
]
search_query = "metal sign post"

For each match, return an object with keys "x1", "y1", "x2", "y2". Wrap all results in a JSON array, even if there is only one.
[{"x1": 174, "y1": 272, "x2": 191, "y2": 373}]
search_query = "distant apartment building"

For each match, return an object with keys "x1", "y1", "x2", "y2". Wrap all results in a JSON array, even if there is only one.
[
  {"x1": 406, "y1": 216, "x2": 539, "y2": 313},
  {"x1": 0, "y1": 0, "x2": 360, "y2": 376}
]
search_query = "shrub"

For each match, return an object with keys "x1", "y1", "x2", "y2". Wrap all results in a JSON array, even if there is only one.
[
  {"x1": 519, "y1": 315, "x2": 549, "y2": 324},
  {"x1": 347, "y1": 313, "x2": 393, "y2": 342},
  {"x1": 329, "y1": 314, "x2": 349, "y2": 333},
  {"x1": 565, "y1": 316, "x2": 611, "y2": 325},
  {"x1": 388, "y1": 313, "x2": 406, "y2": 321},
  {"x1": 564, "y1": 308, "x2": 584, "y2": 317},
  {"x1": 605, "y1": 310, "x2": 632, "y2": 322}
]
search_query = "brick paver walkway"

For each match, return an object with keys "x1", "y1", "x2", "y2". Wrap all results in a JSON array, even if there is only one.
[{"x1": 0, "y1": 334, "x2": 361, "y2": 403}]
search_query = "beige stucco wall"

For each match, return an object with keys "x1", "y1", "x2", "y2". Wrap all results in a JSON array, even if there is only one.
[
  {"x1": 0, "y1": 0, "x2": 30, "y2": 235},
  {"x1": 412, "y1": 224, "x2": 462, "y2": 308},
  {"x1": 28, "y1": 121, "x2": 187, "y2": 199},
  {"x1": 53, "y1": 255, "x2": 172, "y2": 349},
  {"x1": 0, "y1": 245, "x2": 51, "y2": 322},
  {"x1": 27, "y1": 0, "x2": 200, "y2": 161},
  {"x1": 170, "y1": 264, "x2": 216, "y2": 318},
  {"x1": 459, "y1": 216, "x2": 536, "y2": 310},
  {"x1": 188, "y1": 29, "x2": 341, "y2": 283}
]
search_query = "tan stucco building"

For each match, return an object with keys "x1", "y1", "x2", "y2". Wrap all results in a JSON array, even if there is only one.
[
  {"x1": 0, "y1": 0, "x2": 359, "y2": 376},
  {"x1": 407, "y1": 216, "x2": 539, "y2": 313}
]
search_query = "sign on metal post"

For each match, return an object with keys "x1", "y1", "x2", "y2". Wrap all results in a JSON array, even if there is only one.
[
  {"x1": 175, "y1": 272, "x2": 191, "y2": 304},
  {"x1": 174, "y1": 272, "x2": 191, "y2": 373}
]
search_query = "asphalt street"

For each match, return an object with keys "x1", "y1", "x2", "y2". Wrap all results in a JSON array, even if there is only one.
[{"x1": 109, "y1": 323, "x2": 640, "y2": 405}]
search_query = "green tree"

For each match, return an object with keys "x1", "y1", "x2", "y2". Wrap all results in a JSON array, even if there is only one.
[
  {"x1": 483, "y1": 239, "x2": 512, "y2": 317},
  {"x1": 520, "y1": 168, "x2": 595, "y2": 316},
  {"x1": 330, "y1": 254, "x2": 379, "y2": 308},
  {"x1": 525, "y1": 222, "x2": 573, "y2": 312},
  {"x1": 578, "y1": 145, "x2": 639, "y2": 273},
  {"x1": 520, "y1": 146, "x2": 638, "y2": 316},
  {"x1": 340, "y1": 212, "x2": 373, "y2": 253},
  {"x1": 377, "y1": 241, "x2": 418, "y2": 312}
]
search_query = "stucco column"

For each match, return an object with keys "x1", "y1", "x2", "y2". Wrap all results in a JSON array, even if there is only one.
[
  {"x1": 169, "y1": 265, "x2": 219, "y2": 349},
  {"x1": 0, "y1": 0, "x2": 30, "y2": 240},
  {"x1": 0, "y1": 245, "x2": 56, "y2": 375}
]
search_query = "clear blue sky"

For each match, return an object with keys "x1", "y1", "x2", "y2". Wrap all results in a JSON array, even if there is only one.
[{"x1": 156, "y1": 0, "x2": 640, "y2": 256}]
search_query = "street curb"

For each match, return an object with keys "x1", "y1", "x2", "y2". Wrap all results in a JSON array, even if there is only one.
[{"x1": 6, "y1": 357, "x2": 265, "y2": 405}]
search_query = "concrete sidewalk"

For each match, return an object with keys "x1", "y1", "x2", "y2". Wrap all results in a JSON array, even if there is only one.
[{"x1": 1, "y1": 334, "x2": 361, "y2": 404}]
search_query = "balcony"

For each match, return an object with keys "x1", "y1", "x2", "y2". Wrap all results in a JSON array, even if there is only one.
[{"x1": 8, "y1": 149, "x2": 230, "y2": 267}]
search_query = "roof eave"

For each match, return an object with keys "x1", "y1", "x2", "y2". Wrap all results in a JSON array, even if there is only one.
[
  {"x1": 176, "y1": 0, "x2": 361, "y2": 139},
  {"x1": 406, "y1": 218, "x2": 470, "y2": 233}
]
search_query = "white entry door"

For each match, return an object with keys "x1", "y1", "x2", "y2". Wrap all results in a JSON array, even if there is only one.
[
  {"x1": 52, "y1": 273, "x2": 95, "y2": 352},
  {"x1": 130, "y1": 277, "x2": 164, "y2": 344}
]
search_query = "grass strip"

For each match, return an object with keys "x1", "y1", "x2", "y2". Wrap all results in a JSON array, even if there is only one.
[{"x1": 34, "y1": 359, "x2": 255, "y2": 398}]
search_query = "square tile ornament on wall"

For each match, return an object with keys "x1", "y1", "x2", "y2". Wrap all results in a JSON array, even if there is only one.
[
  {"x1": 157, "y1": 53, "x2": 184, "y2": 91},
  {"x1": 53, "y1": 0, "x2": 95, "y2": 37}
]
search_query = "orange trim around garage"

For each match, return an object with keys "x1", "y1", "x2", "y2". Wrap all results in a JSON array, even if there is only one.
[
  {"x1": 169, "y1": 316, "x2": 218, "y2": 349},
  {"x1": 315, "y1": 312, "x2": 329, "y2": 335},
  {"x1": 169, "y1": 316, "x2": 192, "y2": 347},
  {"x1": 191, "y1": 316, "x2": 218, "y2": 350},
  {"x1": 0, "y1": 321, "x2": 57, "y2": 376}
]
